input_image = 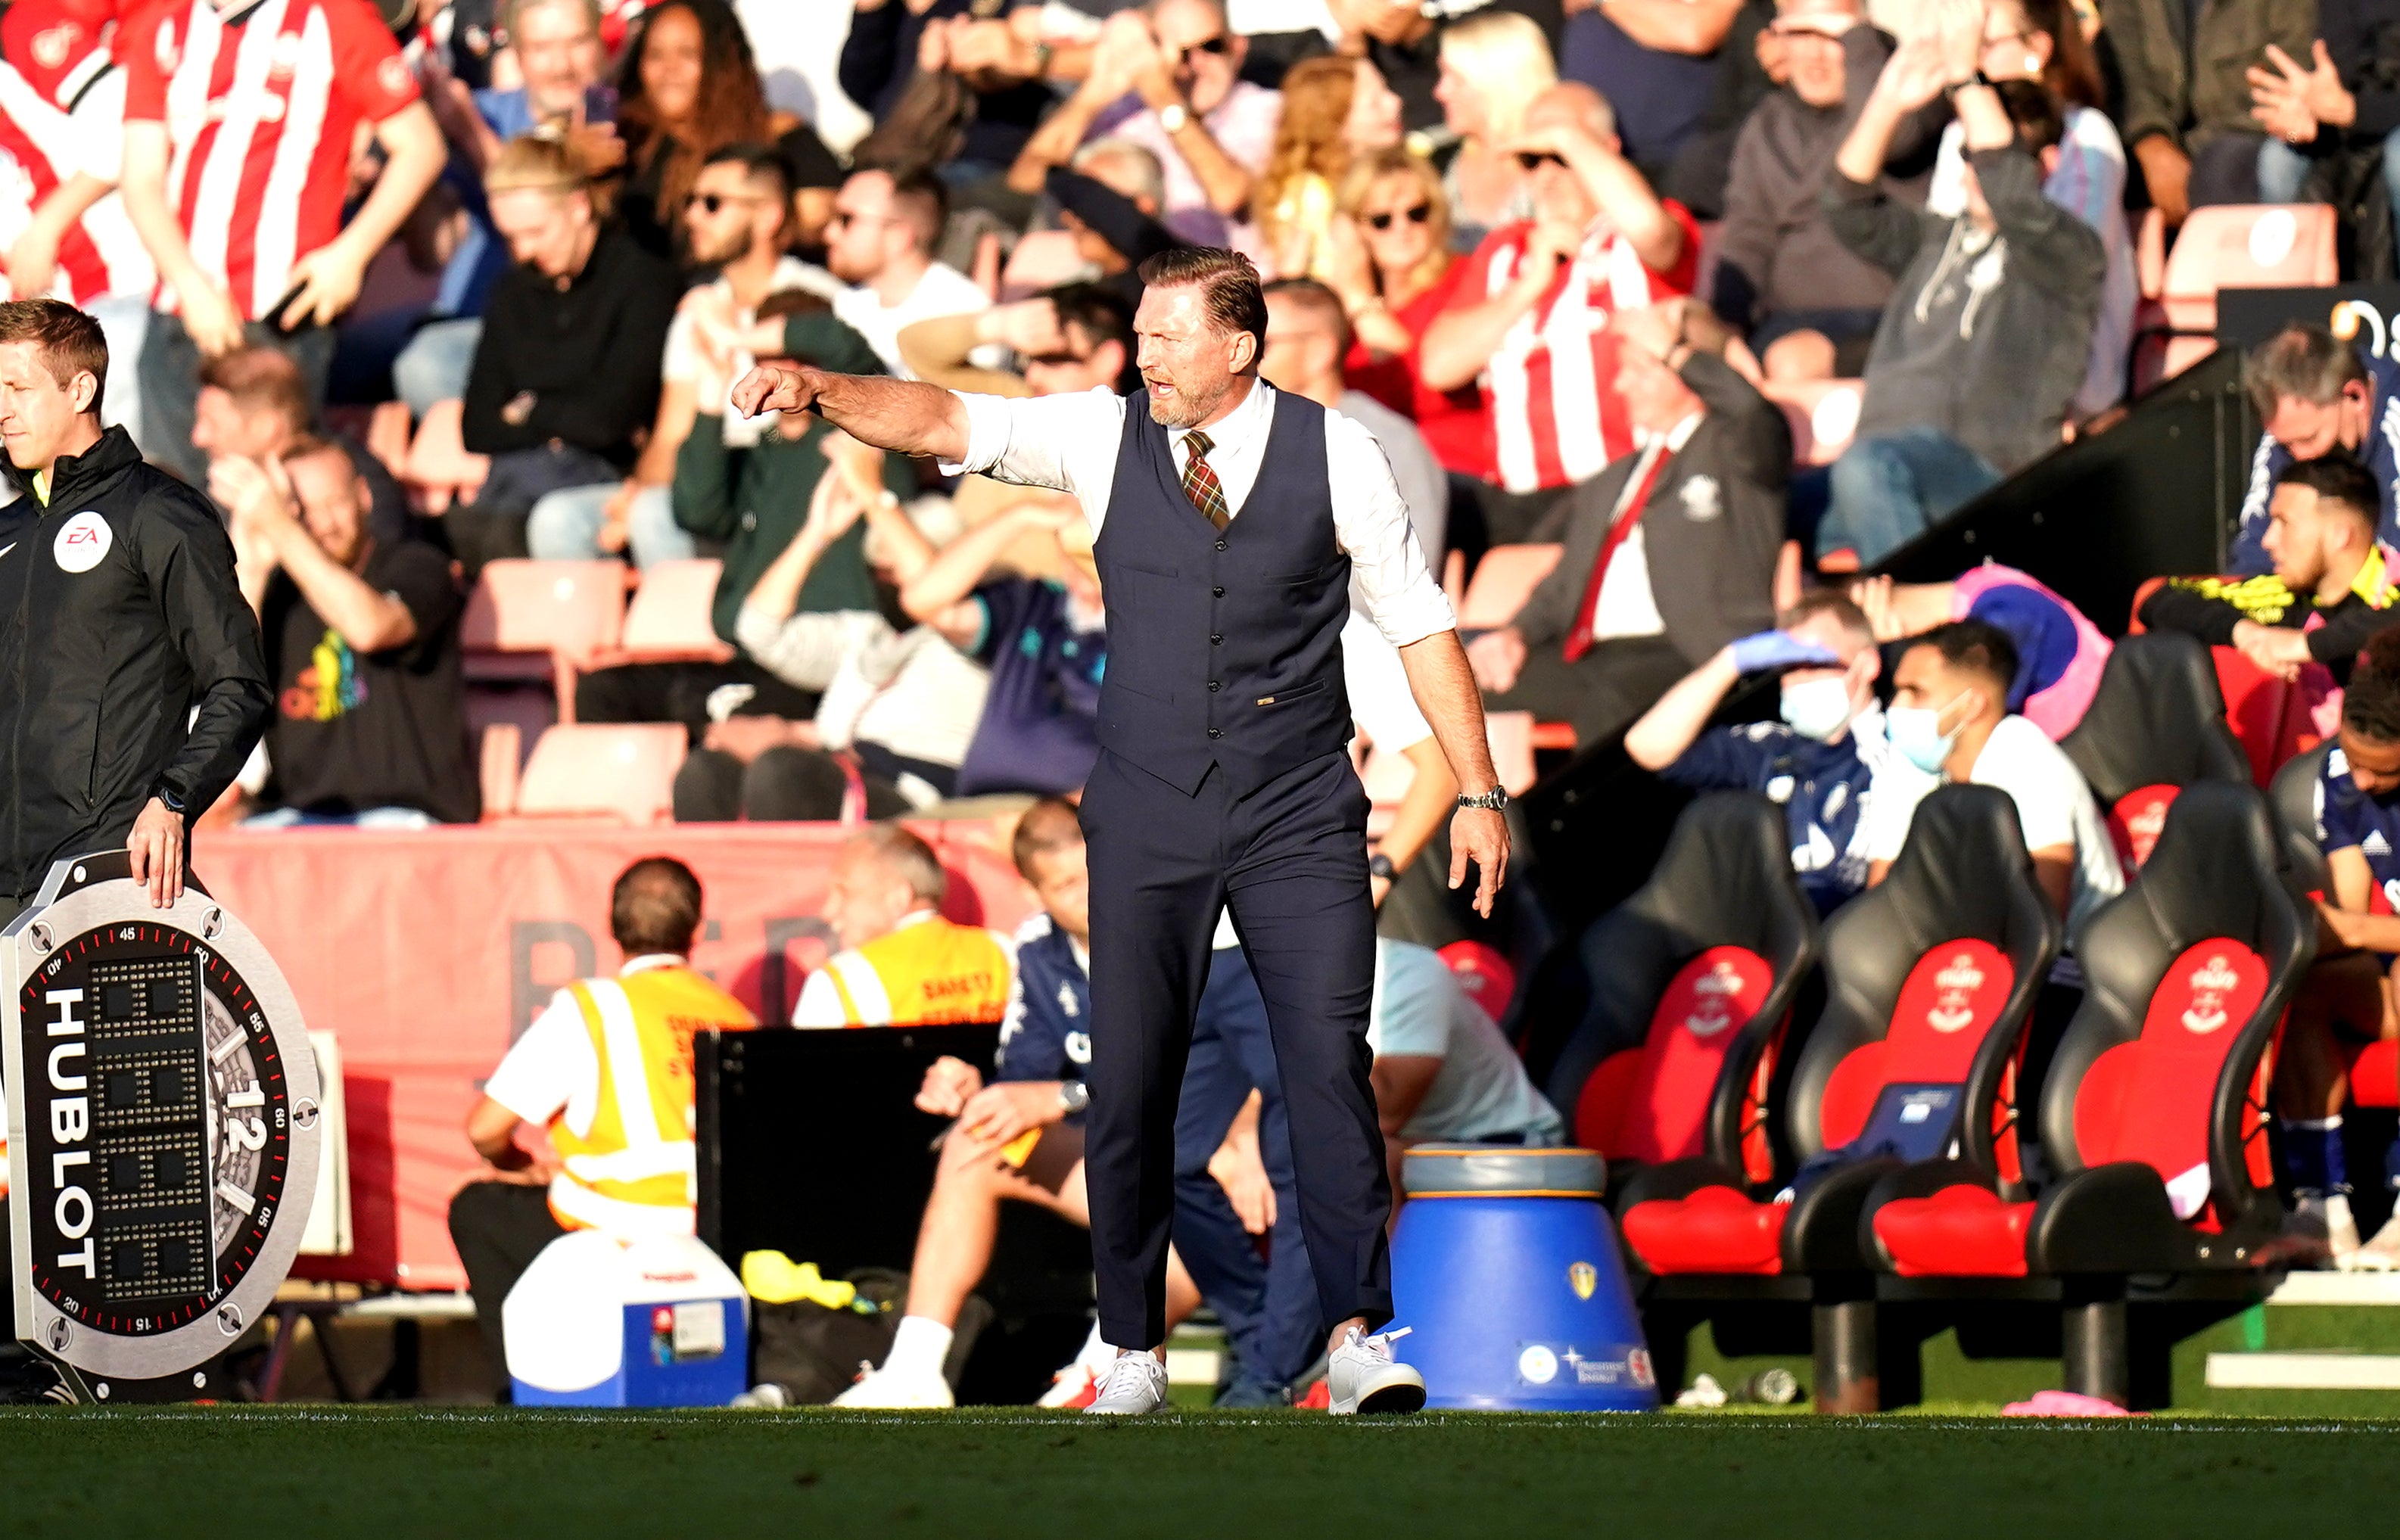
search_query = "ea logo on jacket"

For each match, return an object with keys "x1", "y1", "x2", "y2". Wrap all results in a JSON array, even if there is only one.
[{"x1": 51, "y1": 510, "x2": 111, "y2": 573}]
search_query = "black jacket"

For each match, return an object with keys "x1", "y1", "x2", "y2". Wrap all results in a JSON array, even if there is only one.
[
  {"x1": 1508, "y1": 351, "x2": 1786, "y2": 665},
  {"x1": 0, "y1": 428, "x2": 271, "y2": 896}
]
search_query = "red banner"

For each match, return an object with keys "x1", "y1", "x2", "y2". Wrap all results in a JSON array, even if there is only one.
[{"x1": 195, "y1": 823, "x2": 1035, "y2": 1291}]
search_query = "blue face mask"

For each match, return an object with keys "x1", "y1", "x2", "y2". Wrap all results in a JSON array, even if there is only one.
[
  {"x1": 1779, "y1": 677, "x2": 1854, "y2": 742},
  {"x1": 1886, "y1": 693, "x2": 1966, "y2": 774}
]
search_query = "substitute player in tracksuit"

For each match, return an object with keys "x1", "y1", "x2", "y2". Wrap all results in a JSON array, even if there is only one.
[{"x1": 0, "y1": 297, "x2": 269, "y2": 919}]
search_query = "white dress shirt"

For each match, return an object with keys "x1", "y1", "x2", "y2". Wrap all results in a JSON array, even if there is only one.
[
  {"x1": 943, "y1": 380, "x2": 1458, "y2": 648},
  {"x1": 1590, "y1": 411, "x2": 1704, "y2": 645}
]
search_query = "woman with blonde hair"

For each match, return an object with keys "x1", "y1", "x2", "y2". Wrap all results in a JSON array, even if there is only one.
[
  {"x1": 1433, "y1": 8, "x2": 1556, "y2": 250},
  {"x1": 1258, "y1": 56, "x2": 1405, "y2": 280},
  {"x1": 1324, "y1": 148, "x2": 1486, "y2": 477}
]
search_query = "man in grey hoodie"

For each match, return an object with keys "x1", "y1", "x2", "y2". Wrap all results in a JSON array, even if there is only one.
[{"x1": 1814, "y1": 27, "x2": 2103, "y2": 567}]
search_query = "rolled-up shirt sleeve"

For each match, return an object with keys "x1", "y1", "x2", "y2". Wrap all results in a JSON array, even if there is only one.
[
  {"x1": 938, "y1": 387, "x2": 1125, "y2": 521},
  {"x1": 1327, "y1": 412, "x2": 1457, "y2": 647}
]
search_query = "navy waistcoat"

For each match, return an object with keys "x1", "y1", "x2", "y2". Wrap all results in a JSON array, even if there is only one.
[{"x1": 1093, "y1": 388, "x2": 1354, "y2": 797}]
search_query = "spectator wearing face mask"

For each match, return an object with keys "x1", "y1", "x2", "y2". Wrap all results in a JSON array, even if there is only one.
[
  {"x1": 1626, "y1": 590, "x2": 1935, "y2": 916},
  {"x1": 1881, "y1": 618, "x2": 2123, "y2": 935}
]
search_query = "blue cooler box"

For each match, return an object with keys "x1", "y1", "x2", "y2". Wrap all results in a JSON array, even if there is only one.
[
  {"x1": 504, "y1": 1230, "x2": 749, "y2": 1408},
  {"x1": 1390, "y1": 1146, "x2": 1658, "y2": 1411}
]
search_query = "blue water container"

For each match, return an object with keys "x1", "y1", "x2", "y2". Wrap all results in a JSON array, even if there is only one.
[{"x1": 1390, "y1": 1146, "x2": 1658, "y2": 1411}]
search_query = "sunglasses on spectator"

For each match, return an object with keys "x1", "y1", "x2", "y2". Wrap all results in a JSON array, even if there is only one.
[
  {"x1": 1363, "y1": 204, "x2": 1432, "y2": 231},
  {"x1": 827, "y1": 210, "x2": 894, "y2": 230},
  {"x1": 686, "y1": 191, "x2": 768, "y2": 214},
  {"x1": 1176, "y1": 35, "x2": 1231, "y2": 64},
  {"x1": 1026, "y1": 347, "x2": 1095, "y2": 367},
  {"x1": 1514, "y1": 151, "x2": 1568, "y2": 172}
]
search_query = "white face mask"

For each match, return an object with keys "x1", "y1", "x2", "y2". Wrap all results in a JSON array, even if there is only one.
[
  {"x1": 1887, "y1": 690, "x2": 1971, "y2": 774},
  {"x1": 1779, "y1": 676, "x2": 1854, "y2": 742}
]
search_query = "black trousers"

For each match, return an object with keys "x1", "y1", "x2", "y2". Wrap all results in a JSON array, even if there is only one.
[
  {"x1": 1483, "y1": 634, "x2": 1691, "y2": 746},
  {"x1": 447, "y1": 1181, "x2": 567, "y2": 1383},
  {"x1": 1079, "y1": 747, "x2": 1387, "y2": 1349},
  {"x1": 575, "y1": 658, "x2": 821, "y2": 742}
]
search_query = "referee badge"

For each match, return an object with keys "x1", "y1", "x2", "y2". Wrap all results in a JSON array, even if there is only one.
[{"x1": 1679, "y1": 474, "x2": 1722, "y2": 521}]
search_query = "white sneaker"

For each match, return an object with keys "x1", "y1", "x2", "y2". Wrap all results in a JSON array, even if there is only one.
[
  {"x1": 830, "y1": 1361, "x2": 954, "y2": 1408},
  {"x1": 2281, "y1": 1195, "x2": 2343, "y2": 1268},
  {"x1": 1082, "y1": 1353, "x2": 1169, "y2": 1415},
  {"x1": 1037, "y1": 1358, "x2": 1103, "y2": 1409},
  {"x1": 1326, "y1": 1325, "x2": 1426, "y2": 1416},
  {"x1": 2345, "y1": 1213, "x2": 2400, "y2": 1273}
]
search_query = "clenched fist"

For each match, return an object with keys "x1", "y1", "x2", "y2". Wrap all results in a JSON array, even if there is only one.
[{"x1": 730, "y1": 362, "x2": 827, "y2": 418}]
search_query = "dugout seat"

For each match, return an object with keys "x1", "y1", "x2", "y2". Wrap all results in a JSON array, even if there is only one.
[
  {"x1": 2269, "y1": 741, "x2": 2332, "y2": 897},
  {"x1": 1617, "y1": 785, "x2": 2057, "y2": 1410},
  {"x1": 2059, "y1": 631, "x2": 2249, "y2": 874},
  {"x1": 1865, "y1": 780, "x2": 2310, "y2": 1405},
  {"x1": 2268, "y1": 743, "x2": 2400, "y2": 1112},
  {"x1": 1545, "y1": 793, "x2": 1819, "y2": 1199}
]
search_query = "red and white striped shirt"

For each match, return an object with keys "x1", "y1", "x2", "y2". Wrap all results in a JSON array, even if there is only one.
[
  {"x1": 0, "y1": 0, "x2": 155, "y2": 304},
  {"x1": 122, "y1": 0, "x2": 418, "y2": 320},
  {"x1": 1461, "y1": 204, "x2": 1701, "y2": 494}
]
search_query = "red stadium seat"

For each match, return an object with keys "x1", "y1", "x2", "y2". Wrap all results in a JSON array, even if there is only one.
[
  {"x1": 462, "y1": 561, "x2": 629, "y2": 722},
  {"x1": 2155, "y1": 204, "x2": 2338, "y2": 334},
  {"x1": 2350, "y1": 1041, "x2": 2399, "y2": 1110},
  {"x1": 1615, "y1": 786, "x2": 2059, "y2": 1410},
  {"x1": 1438, "y1": 939, "x2": 1518, "y2": 1024},
  {"x1": 507, "y1": 724, "x2": 687, "y2": 826},
  {"x1": 1864, "y1": 782, "x2": 2311, "y2": 1405},
  {"x1": 1546, "y1": 794, "x2": 1821, "y2": 1196},
  {"x1": 2209, "y1": 643, "x2": 2296, "y2": 787},
  {"x1": 2058, "y1": 632, "x2": 2249, "y2": 874},
  {"x1": 613, "y1": 559, "x2": 735, "y2": 664},
  {"x1": 1760, "y1": 379, "x2": 1865, "y2": 468}
]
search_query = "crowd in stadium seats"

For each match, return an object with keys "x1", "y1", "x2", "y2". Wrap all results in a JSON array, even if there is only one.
[{"x1": 18, "y1": 0, "x2": 2400, "y2": 1405}]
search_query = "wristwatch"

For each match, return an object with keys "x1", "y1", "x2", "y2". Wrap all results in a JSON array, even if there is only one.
[
  {"x1": 1368, "y1": 853, "x2": 1399, "y2": 882},
  {"x1": 1157, "y1": 102, "x2": 1191, "y2": 134},
  {"x1": 1457, "y1": 788, "x2": 1509, "y2": 812},
  {"x1": 1057, "y1": 1080, "x2": 1091, "y2": 1115},
  {"x1": 1945, "y1": 70, "x2": 1997, "y2": 95}
]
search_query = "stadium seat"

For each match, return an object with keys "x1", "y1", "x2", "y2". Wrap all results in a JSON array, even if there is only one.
[
  {"x1": 2268, "y1": 740, "x2": 2331, "y2": 896},
  {"x1": 462, "y1": 560, "x2": 629, "y2": 720},
  {"x1": 481, "y1": 722, "x2": 522, "y2": 818},
  {"x1": 1864, "y1": 781, "x2": 2311, "y2": 1406},
  {"x1": 2058, "y1": 632, "x2": 2249, "y2": 873},
  {"x1": 2205, "y1": 643, "x2": 2298, "y2": 787},
  {"x1": 1458, "y1": 544, "x2": 1562, "y2": 631},
  {"x1": 613, "y1": 559, "x2": 735, "y2": 664},
  {"x1": 1616, "y1": 785, "x2": 2057, "y2": 1410},
  {"x1": 1760, "y1": 379, "x2": 1864, "y2": 468},
  {"x1": 403, "y1": 398, "x2": 490, "y2": 514},
  {"x1": 2154, "y1": 205, "x2": 2338, "y2": 334},
  {"x1": 2268, "y1": 743, "x2": 2400, "y2": 1112},
  {"x1": 1545, "y1": 792, "x2": 1820, "y2": 1199},
  {"x1": 508, "y1": 724, "x2": 687, "y2": 826}
]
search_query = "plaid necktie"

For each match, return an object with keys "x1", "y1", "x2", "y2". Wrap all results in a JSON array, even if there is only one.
[{"x1": 1181, "y1": 429, "x2": 1230, "y2": 530}]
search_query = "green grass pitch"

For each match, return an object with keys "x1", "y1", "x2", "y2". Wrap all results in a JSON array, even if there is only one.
[{"x1": 2, "y1": 1406, "x2": 2393, "y2": 1538}]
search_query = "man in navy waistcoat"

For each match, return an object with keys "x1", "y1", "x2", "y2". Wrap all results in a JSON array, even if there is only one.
[{"x1": 732, "y1": 247, "x2": 1509, "y2": 1415}]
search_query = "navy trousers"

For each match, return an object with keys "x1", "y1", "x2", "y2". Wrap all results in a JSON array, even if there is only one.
[
  {"x1": 1080, "y1": 747, "x2": 1390, "y2": 1349},
  {"x1": 1175, "y1": 948, "x2": 1323, "y2": 1394}
]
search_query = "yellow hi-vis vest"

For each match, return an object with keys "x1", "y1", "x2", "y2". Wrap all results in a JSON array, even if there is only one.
[
  {"x1": 546, "y1": 965, "x2": 757, "y2": 1237},
  {"x1": 822, "y1": 915, "x2": 1013, "y2": 1025}
]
